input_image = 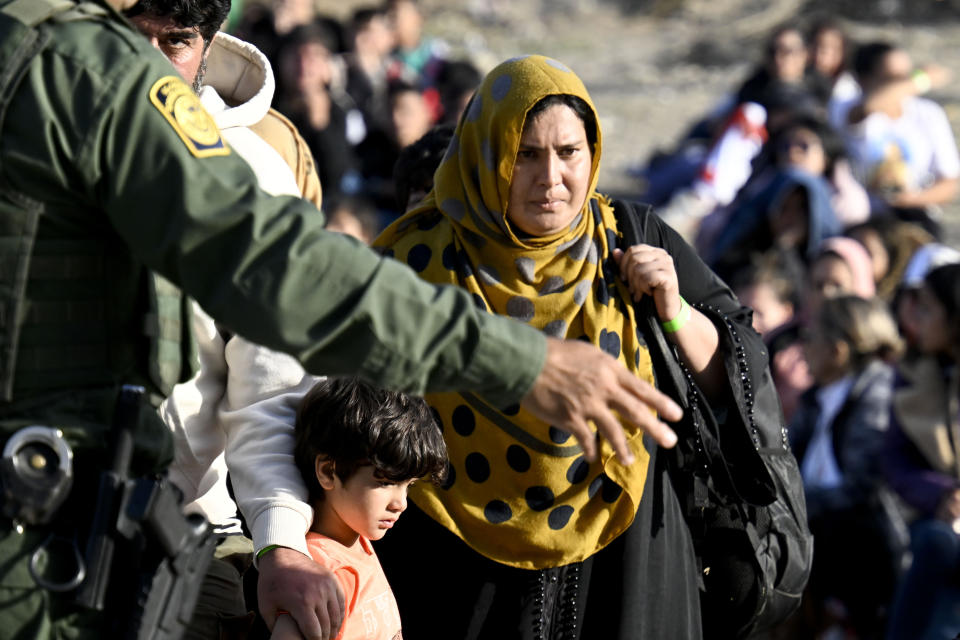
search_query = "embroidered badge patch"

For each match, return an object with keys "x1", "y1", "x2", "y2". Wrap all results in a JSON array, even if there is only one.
[{"x1": 149, "y1": 76, "x2": 229, "y2": 158}]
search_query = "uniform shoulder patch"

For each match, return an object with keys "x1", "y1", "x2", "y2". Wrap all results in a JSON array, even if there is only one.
[{"x1": 149, "y1": 76, "x2": 230, "y2": 158}]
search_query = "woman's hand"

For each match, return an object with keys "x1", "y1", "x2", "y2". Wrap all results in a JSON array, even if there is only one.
[
  {"x1": 613, "y1": 245, "x2": 682, "y2": 323},
  {"x1": 613, "y1": 245, "x2": 725, "y2": 400},
  {"x1": 521, "y1": 338, "x2": 682, "y2": 465}
]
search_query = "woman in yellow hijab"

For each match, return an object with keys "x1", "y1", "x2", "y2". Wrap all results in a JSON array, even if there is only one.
[{"x1": 373, "y1": 55, "x2": 760, "y2": 639}]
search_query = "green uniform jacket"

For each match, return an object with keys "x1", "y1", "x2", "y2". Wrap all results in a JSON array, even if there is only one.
[{"x1": 0, "y1": 3, "x2": 546, "y2": 409}]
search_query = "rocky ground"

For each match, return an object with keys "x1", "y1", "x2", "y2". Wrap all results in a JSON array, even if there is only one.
[{"x1": 353, "y1": 0, "x2": 960, "y2": 244}]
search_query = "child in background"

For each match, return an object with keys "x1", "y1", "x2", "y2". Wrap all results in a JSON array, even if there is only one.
[
  {"x1": 271, "y1": 377, "x2": 447, "y2": 640},
  {"x1": 768, "y1": 236, "x2": 877, "y2": 422},
  {"x1": 325, "y1": 196, "x2": 382, "y2": 244},
  {"x1": 729, "y1": 250, "x2": 803, "y2": 338},
  {"x1": 789, "y1": 295, "x2": 905, "y2": 639}
]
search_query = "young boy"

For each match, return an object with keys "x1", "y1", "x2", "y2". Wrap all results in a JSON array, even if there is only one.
[{"x1": 271, "y1": 377, "x2": 447, "y2": 640}]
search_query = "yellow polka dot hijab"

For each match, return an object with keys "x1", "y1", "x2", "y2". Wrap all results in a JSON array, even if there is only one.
[{"x1": 374, "y1": 55, "x2": 656, "y2": 569}]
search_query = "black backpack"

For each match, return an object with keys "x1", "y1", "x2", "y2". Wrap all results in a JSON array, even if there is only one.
[{"x1": 613, "y1": 199, "x2": 814, "y2": 639}]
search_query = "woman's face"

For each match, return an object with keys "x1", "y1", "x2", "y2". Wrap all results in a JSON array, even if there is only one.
[
  {"x1": 768, "y1": 29, "x2": 808, "y2": 83},
  {"x1": 506, "y1": 104, "x2": 593, "y2": 237},
  {"x1": 777, "y1": 127, "x2": 827, "y2": 176},
  {"x1": 910, "y1": 284, "x2": 952, "y2": 355},
  {"x1": 811, "y1": 28, "x2": 845, "y2": 78},
  {"x1": 806, "y1": 254, "x2": 854, "y2": 318}
]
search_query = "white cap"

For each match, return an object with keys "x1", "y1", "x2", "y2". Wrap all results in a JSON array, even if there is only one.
[{"x1": 902, "y1": 243, "x2": 960, "y2": 288}]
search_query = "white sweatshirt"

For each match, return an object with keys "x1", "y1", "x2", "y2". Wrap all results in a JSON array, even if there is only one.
[{"x1": 162, "y1": 32, "x2": 317, "y2": 557}]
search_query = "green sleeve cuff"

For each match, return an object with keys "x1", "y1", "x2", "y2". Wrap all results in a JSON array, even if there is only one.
[{"x1": 465, "y1": 313, "x2": 547, "y2": 408}]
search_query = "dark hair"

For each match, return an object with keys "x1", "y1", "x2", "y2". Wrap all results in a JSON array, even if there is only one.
[
  {"x1": 853, "y1": 41, "x2": 898, "y2": 82},
  {"x1": 125, "y1": 0, "x2": 231, "y2": 44},
  {"x1": 280, "y1": 21, "x2": 339, "y2": 55},
  {"x1": 435, "y1": 59, "x2": 482, "y2": 123},
  {"x1": 764, "y1": 24, "x2": 805, "y2": 58},
  {"x1": 350, "y1": 6, "x2": 386, "y2": 34},
  {"x1": 807, "y1": 16, "x2": 848, "y2": 44},
  {"x1": 925, "y1": 263, "x2": 960, "y2": 333},
  {"x1": 806, "y1": 16, "x2": 851, "y2": 75},
  {"x1": 388, "y1": 79, "x2": 421, "y2": 101},
  {"x1": 315, "y1": 15, "x2": 347, "y2": 54},
  {"x1": 294, "y1": 378, "x2": 447, "y2": 500},
  {"x1": 525, "y1": 94, "x2": 598, "y2": 154},
  {"x1": 394, "y1": 124, "x2": 455, "y2": 210},
  {"x1": 771, "y1": 113, "x2": 845, "y2": 175}
]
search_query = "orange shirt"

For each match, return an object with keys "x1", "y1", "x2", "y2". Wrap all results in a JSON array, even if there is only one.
[{"x1": 305, "y1": 533, "x2": 402, "y2": 640}]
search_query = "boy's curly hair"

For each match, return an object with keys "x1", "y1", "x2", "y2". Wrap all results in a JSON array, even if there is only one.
[{"x1": 294, "y1": 377, "x2": 447, "y2": 499}]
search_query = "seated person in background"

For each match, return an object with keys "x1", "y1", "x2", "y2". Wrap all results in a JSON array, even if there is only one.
[
  {"x1": 733, "y1": 23, "x2": 826, "y2": 119},
  {"x1": 774, "y1": 114, "x2": 869, "y2": 227},
  {"x1": 357, "y1": 80, "x2": 437, "y2": 216},
  {"x1": 790, "y1": 295, "x2": 905, "y2": 639},
  {"x1": 846, "y1": 216, "x2": 935, "y2": 302},
  {"x1": 808, "y1": 15, "x2": 860, "y2": 119},
  {"x1": 837, "y1": 41, "x2": 959, "y2": 236},
  {"x1": 697, "y1": 113, "x2": 868, "y2": 252},
  {"x1": 272, "y1": 377, "x2": 448, "y2": 640},
  {"x1": 390, "y1": 80, "x2": 435, "y2": 151},
  {"x1": 729, "y1": 251, "x2": 804, "y2": 338},
  {"x1": 768, "y1": 237, "x2": 876, "y2": 423},
  {"x1": 275, "y1": 22, "x2": 366, "y2": 202},
  {"x1": 324, "y1": 196, "x2": 382, "y2": 244},
  {"x1": 385, "y1": 0, "x2": 448, "y2": 85},
  {"x1": 638, "y1": 23, "x2": 828, "y2": 236},
  {"x1": 893, "y1": 242, "x2": 960, "y2": 353},
  {"x1": 704, "y1": 167, "x2": 842, "y2": 285},
  {"x1": 883, "y1": 264, "x2": 960, "y2": 640},
  {"x1": 343, "y1": 7, "x2": 396, "y2": 142},
  {"x1": 393, "y1": 124, "x2": 455, "y2": 212}
]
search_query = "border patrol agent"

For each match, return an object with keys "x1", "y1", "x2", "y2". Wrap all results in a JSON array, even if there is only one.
[{"x1": 0, "y1": 0, "x2": 683, "y2": 637}]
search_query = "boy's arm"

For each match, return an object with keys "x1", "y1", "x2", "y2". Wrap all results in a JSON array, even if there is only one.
[{"x1": 270, "y1": 614, "x2": 303, "y2": 640}]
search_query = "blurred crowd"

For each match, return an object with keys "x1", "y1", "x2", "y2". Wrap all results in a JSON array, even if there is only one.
[
  {"x1": 215, "y1": 4, "x2": 960, "y2": 638},
  {"x1": 222, "y1": 0, "x2": 479, "y2": 236},
  {"x1": 629, "y1": 16, "x2": 960, "y2": 640}
]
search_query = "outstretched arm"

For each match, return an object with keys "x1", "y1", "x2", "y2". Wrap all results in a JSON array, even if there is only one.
[{"x1": 521, "y1": 337, "x2": 683, "y2": 465}]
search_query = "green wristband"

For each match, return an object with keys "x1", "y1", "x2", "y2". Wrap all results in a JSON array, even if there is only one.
[
  {"x1": 257, "y1": 544, "x2": 280, "y2": 559},
  {"x1": 661, "y1": 296, "x2": 691, "y2": 333}
]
